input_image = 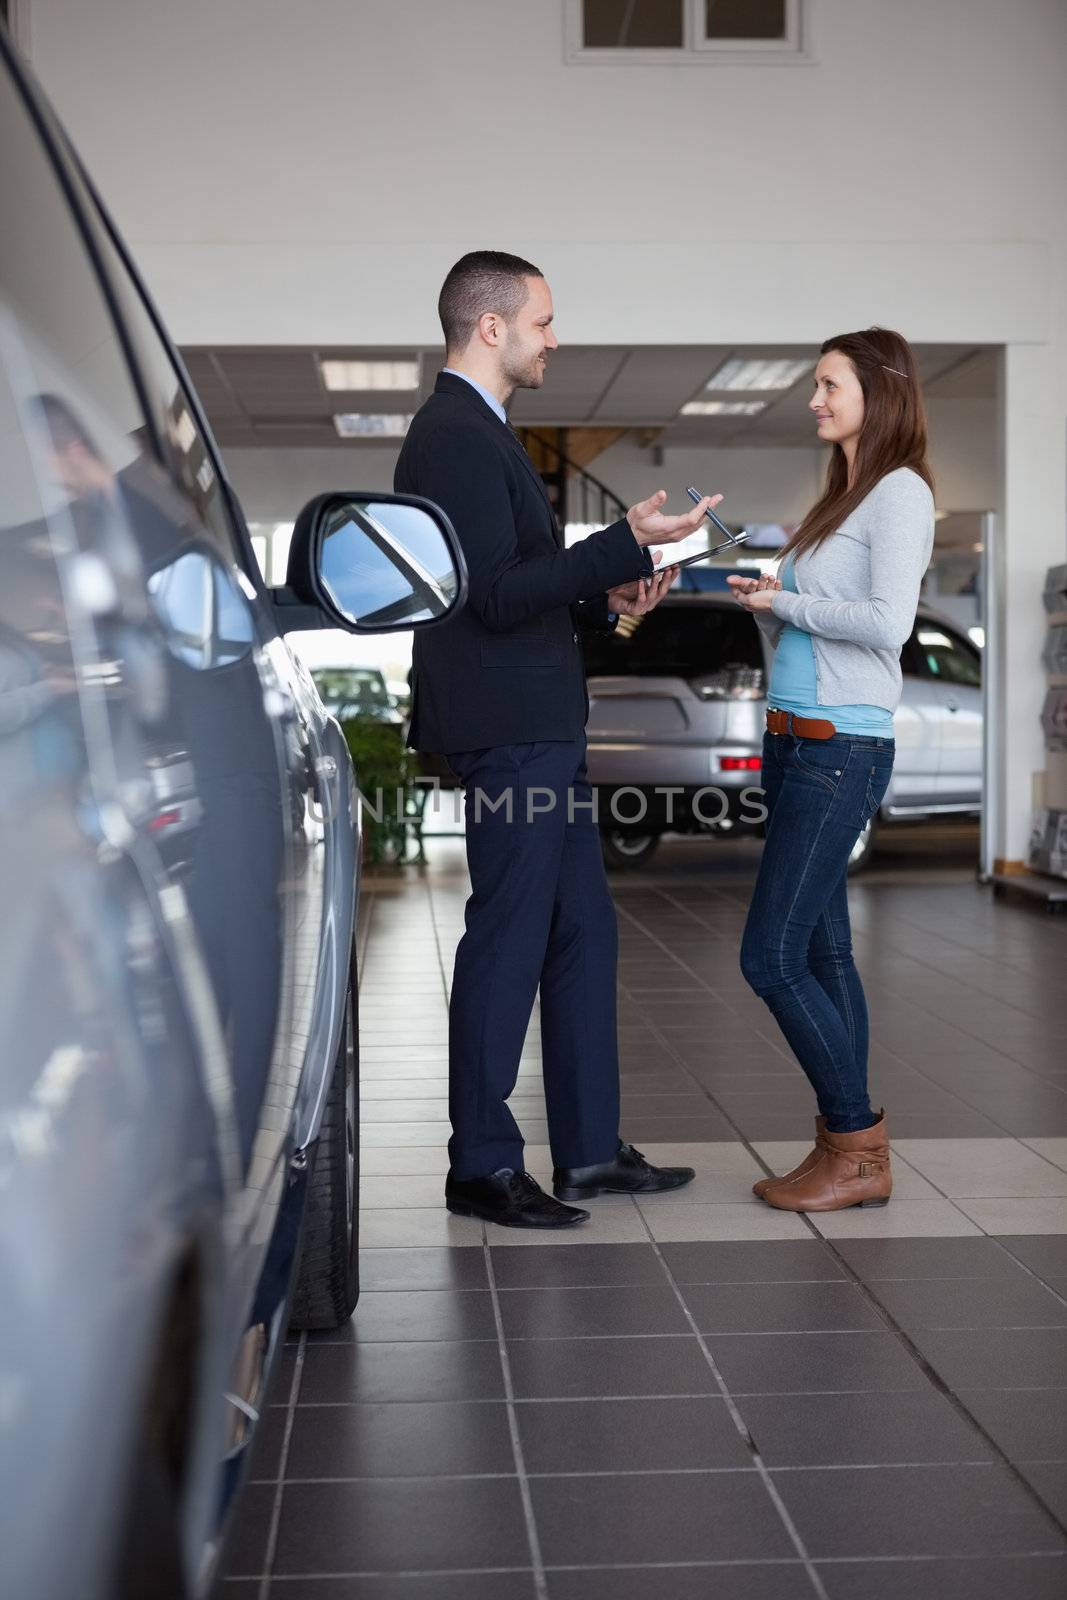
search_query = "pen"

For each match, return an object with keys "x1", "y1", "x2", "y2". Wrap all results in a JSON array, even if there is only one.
[{"x1": 685, "y1": 486, "x2": 744, "y2": 546}]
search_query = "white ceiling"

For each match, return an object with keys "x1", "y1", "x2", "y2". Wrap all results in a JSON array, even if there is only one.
[{"x1": 182, "y1": 343, "x2": 998, "y2": 451}]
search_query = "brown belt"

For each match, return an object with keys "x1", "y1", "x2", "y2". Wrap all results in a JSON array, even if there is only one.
[{"x1": 766, "y1": 709, "x2": 837, "y2": 741}]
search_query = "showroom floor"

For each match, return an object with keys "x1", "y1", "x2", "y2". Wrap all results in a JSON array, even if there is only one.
[{"x1": 223, "y1": 828, "x2": 1067, "y2": 1599}]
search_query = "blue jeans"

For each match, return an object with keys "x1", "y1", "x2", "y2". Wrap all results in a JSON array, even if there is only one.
[{"x1": 740, "y1": 730, "x2": 895, "y2": 1133}]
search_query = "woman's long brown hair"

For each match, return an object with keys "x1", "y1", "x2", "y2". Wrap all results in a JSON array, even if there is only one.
[{"x1": 783, "y1": 327, "x2": 934, "y2": 561}]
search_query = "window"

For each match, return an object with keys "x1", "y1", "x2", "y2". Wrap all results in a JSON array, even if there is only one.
[
  {"x1": 568, "y1": 0, "x2": 808, "y2": 64},
  {"x1": 583, "y1": 603, "x2": 763, "y2": 679},
  {"x1": 914, "y1": 624, "x2": 982, "y2": 689}
]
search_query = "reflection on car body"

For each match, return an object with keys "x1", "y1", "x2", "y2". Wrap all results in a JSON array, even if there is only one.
[{"x1": 0, "y1": 28, "x2": 466, "y2": 1600}]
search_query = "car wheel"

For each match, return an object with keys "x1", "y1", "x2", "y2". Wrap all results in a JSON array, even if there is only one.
[
  {"x1": 601, "y1": 829, "x2": 661, "y2": 870},
  {"x1": 847, "y1": 815, "x2": 878, "y2": 874},
  {"x1": 289, "y1": 945, "x2": 359, "y2": 1331}
]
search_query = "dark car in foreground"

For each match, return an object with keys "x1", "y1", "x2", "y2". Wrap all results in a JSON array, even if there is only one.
[
  {"x1": 584, "y1": 591, "x2": 981, "y2": 872},
  {"x1": 0, "y1": 29, "x2": 465, "y2": 1600}
]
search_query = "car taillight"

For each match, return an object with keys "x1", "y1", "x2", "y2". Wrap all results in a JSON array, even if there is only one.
[
  {"x1": 148, "y1": 809, "x2": 182, "y2": 832},
  {"x1": 693, "y1": 666, "x2": 765, "y2": 700},
  {"x1": 720, "y1": 756, "x2": 762, "y2": 771}
]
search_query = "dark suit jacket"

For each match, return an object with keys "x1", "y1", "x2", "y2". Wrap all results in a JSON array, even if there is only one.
[{"x1": 395, "y1": 371, "x2": 651, "y2": 753}]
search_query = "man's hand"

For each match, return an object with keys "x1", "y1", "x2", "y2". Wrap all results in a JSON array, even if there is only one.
[
  {"x1": 727, "y1": 572, "x2": 781, "y2": 613},
  {"x1": 607, "y1": 564, "x2": 678, "y2": 618},
  {"x1": 627, "y1": 489, "x2": 723, "y2": 547}
]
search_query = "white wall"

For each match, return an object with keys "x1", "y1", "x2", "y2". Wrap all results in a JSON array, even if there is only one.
[{"x1": 28, "y1": 0, "x2": 1067, "y2": 860}]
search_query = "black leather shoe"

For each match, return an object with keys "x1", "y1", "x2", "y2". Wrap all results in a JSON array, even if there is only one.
[
  {"x1": 446, "y1": 1169, "x2": 589, "y2": 1229},
  {"x1": 553, "y1": 1142, "x2": 695, "y2": 1200}
]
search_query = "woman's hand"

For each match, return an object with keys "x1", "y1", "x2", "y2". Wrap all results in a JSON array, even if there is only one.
[
  {"x1": 727, "y1": 572, "x2": 781, "y2": 613},
  {"x1": 607, "y1": 564, "x2": 678, "y2": 617}
]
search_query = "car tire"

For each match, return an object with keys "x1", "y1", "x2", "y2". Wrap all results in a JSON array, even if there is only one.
[
  {"x1": 601, "y1": 829, "x2": 661, "y2": 870},
  {"x1": 289, "y1": 945, "x2": 360, "y2": 1331},
  {"x1": 847, "y1": 814, "x2": 878, "y2": 874}
]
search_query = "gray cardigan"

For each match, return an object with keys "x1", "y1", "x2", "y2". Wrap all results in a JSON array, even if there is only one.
[{"x1": 759, "y1": 466, "x2": 935, "y2": 714}]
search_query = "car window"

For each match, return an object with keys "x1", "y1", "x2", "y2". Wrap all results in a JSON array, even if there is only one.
[
  {"x1": 900, "y1": 628, "x2": 926, "y2": 678},
  {"x1": 583, "y1": 603, "x2": 763, "y2": 680},
  {"x1": 914, "y1": 621, "x2": 982, "y2": 688}
]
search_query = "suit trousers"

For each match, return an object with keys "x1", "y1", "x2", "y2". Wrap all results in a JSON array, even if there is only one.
[{"x1": 443, "y1": 736, "x2": 621, "y2": 1180}]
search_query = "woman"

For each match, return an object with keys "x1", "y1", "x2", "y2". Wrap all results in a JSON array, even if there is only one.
[{"x1": 728, "y1": 327, "x2": 935, "y2": 1212}]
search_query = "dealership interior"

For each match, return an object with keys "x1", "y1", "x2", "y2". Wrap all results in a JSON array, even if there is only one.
[{"x1": 9, "y1": 2, "x2": 1067, "y2": 1596}]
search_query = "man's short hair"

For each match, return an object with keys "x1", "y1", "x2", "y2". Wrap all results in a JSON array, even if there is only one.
[{"x1": 438, "y1": 250, "x2": 543, "y2": 352}]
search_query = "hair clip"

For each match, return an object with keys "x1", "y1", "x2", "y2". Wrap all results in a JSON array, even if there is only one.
[{"x1": 881, "y1": 365, "x2": 907, "y2": 378}]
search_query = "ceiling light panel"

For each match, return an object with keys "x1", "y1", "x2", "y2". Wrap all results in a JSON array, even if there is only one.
[
  {"x1": 333, "y1": 413, "x2": 413, "y2": 438},
  {"x1": 681, "y1": 400, "x2": 768, "y2": 416},
  {"x1": 321, "y1": 359, "x2": 420, "y2": 392},
  {"x1": 706, "y1": 357, "x2": 812, "y2": 392}
]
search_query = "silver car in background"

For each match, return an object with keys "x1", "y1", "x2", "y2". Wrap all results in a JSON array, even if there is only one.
[{"x1": 584, "y1": 592, "x2": 982, "y2": 871}]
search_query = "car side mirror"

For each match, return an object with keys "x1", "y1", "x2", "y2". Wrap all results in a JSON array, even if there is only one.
[{"x1": 271, "y1": 492, "x2": 467, "y2": 634}]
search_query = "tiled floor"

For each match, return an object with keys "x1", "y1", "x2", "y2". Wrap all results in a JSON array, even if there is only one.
[{"x1": 224, "y1": 828, "x2": 1067, "y2": 1599}]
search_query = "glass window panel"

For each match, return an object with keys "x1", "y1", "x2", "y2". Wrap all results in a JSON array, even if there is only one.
[
  {"x1": 584, "y1": 0, "x2": 684, "y2": 48},
  {"x1": 705, "y1": 0, "x2": 787, "y2": 41}
]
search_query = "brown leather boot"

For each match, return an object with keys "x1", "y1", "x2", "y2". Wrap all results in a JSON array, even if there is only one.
[
  {"x1": 760, "y1": 1114, "x2": 891, "y2": 1212},
  {"x1": 753, "y1": 1117, "x2": 826, "y2": 1197}
]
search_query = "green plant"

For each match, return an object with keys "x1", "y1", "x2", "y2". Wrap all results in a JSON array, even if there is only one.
[{"x1": 339, "y1": 716, "x2": 416, "y2": 864}]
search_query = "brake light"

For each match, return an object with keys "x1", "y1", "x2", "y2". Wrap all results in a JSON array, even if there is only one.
[
  {"x1": 148, "y1": 809, "x2": 182, "y2": 831},
  {"x1": 693, "y1": 666, "x2": 765, "y2": 700},
  {"x1": 720, "y1": 756, "x2": 762, "y2": 771}
]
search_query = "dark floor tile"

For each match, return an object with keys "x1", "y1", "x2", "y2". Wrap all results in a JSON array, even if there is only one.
[
  {"x1": 545, "y1": 1565, "x2": 807, "y2": 1600},
  {"x1": 508, "y1": 1335, "x2": 714, "y2": 1399},
  {"x1": 274, "y1": 1478, "x2": 530, "y2": 1573},
  {"x1": 517, "y1": 1396, "x2": 749, "y2": 1473},
  {"x1": 958, "y1": 1388, "x2": 1067, "y2": 1465},
  {"x1": 739, "y1": 1389, "x2": 993, "y2": 1467},
  {"x1": 998, "y1": 1234, "x2": 1067, "y2": 1293},
  {"x1": 299, "y1": 1340, "x2": 504, "y2": 1404},
  {"x1": 357, "y1": 1248, "x2": 488, "y2": 1293},
  {"x1": 531, "y1": 1472, "x2": 792, "y2": 1564},
  {"x1": 285, "y1": 1401, "x2": 514, "y2": 1479},
  {"x1": 870, "y1": 1276, "x2": 1067, "y2": 1331},
  {"x1": 269, "y1": 1578, "x2": 537, "y2": 1600},
  {"x1": 816, "y1": 1555, "x2": 1067, "y2": 1600},
  {"x1": 219, "y1": 1483, "x2": 274, "y2": 1577},
  {"x1": 499, "y1": 1285, "x2": 690, "y2": 1339},
  {"x1": 908, "y1": 1327, "x2": 1067, "y2": 1390},
  {"x1": 247, "y1": 1405, "x2": 289, "y2": 1480},
  {"x1": 683, "y1": 1281, "x2": 886, "y2": 1335},
  {"x1": 491, "y1": 1242, "x2": 665, "y2": 1289},
  {"x1": 706, "y1": 1331, "x2": 928, "y2": 1394},
  {"x1": 834, "y1": 1236, "x2": 1032, "y2": 1282},
  {"x1": 307, "y1": 1290, "x2": 497, "y2": 1344},
  {"x1": 774, "y1": 1463, "x2": 1066, "y2": 1557},
  {"x1": 1019, "y1": 1461, "x2": 1067, "y2": 1524},
  {"x1": 662, "y1": 1239, "x2": 846, "y2": 1284}
]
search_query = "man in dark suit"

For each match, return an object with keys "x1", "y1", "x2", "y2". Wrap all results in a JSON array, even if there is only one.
[{"x1": 396, "y1": 250, "x2": 719, "y2": 1228}]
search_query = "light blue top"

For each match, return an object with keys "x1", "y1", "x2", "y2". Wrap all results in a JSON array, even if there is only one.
[
  {"x1": 767, "y1": 558, "x2": 894, "y2": 736},
  {"x1": 442, "y1": 367, "x2": 507, "y2": 425}
]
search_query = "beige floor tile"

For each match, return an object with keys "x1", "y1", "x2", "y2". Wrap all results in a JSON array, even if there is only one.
[
  {"x1": 953, "y1": 1197, "x2": 1067, "y2": 1234},
  {"x1": 637, "y1": 1200, "x2": 810, "y2": 1241},
  {"x1": 360, "y1": 1175, "x2": 445, "y2": 1208},
  {"x1": 895, "y1": 1138, "x2": 1067, "y2": 1198},
  {"x1": 1021, "y1": 1138, "x2": 1067, "y2": 1173},
  {"x1": 485, "y1": 1205, "x2": 650, "y2": 1245},
  {"x1": 360, "y1": 1146, "x2": 450, "y2": 1177},
  {"x1": 362, "y1": 1100, "x2": 450, "y2": 1122},
  {"x1": 359, "y1": 1207, "x2": 484, "y2": 1248},
  {"x1": 808, "y1": 1198, "x2": 983, "y2": 1239},
  {"x1": 361, "y1": 1121, "x2": 453, "y2": 1147},
  {"x1": 360, "y1": 1079, "x2": 449, "y2": 1100}
]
